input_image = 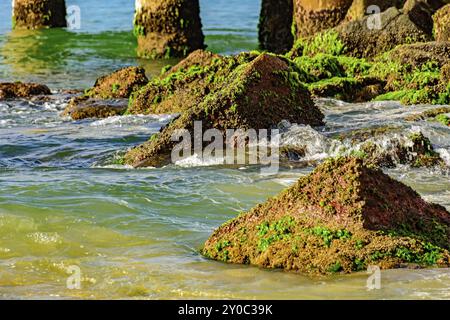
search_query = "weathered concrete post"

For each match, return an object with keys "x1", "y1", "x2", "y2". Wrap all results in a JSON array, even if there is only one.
[
  {"x1": 12, "y1": 0, "x2": 67, "y2": 29},
  {"x1": 134, "y1": 0, "x2": 205, "y2": 59},
  {"x1": 293, "y1": 0, "x2": 353, "y2": 38},
  {"x1": 258, "y1": 0, "x2": 294, "y2": 54}
]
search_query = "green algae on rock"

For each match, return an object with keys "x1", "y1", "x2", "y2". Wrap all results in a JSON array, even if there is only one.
[
  {"x1": 86, "y1": 66, "x2": 149, "y2": 99},
  {"x1": 124, "y1": 53, "x2": 325, "y2": 168},
  {"x1": 127, "y1": 49, "x2": 236, "y2": 115},
  {"x1": 433, "y1": 4, "x2": 450, "y2": 42},
  {"x1": 202, "y1": 157, "x2": 450, "y2": 275},
  {"x1": 133, "y1": 0, "x2": 205, "y2": 59},
  {"x1": 12, "y1": 0, "x2": 67, "y2": 29},
  {"x1": 62, "y1": 67, "x2": 148, "y2": 120},
  {"x1": 0, "y1": 82, "x2": 51, "y2": 99}
]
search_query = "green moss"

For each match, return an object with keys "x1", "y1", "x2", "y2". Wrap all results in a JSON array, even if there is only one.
[
  {"x1": 307, "y1": 226, "x2": 352, "y2": 247},
  {"x1": 435, "y1": 114, "x2": 450, "y2": 126},
  {"x1": 290, "y1": 31, "x2": 346, "y2": 58}
]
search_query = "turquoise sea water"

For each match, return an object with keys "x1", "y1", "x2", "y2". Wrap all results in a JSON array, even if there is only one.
[{"x1": 0, "y1": 1, "x2": 450, "y2": 299}]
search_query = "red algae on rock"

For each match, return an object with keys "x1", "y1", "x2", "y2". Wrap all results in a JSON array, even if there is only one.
[{"x1": 202, "y1": 157, "x2": 450, "y2": 275}]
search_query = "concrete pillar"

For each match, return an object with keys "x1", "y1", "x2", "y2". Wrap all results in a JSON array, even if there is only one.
[
  {"x1": 12, "y1": 0, "x2": 67, "y2": 29},
  {"x1": 293, "y1": 0, "x2": 353, "y2": 38},
  {"x1": 258, "y1": 0, "x2": 294, "y2": 54},
  {"x1": 134, "y1": 0, "x2": 205, "y2": 59}
]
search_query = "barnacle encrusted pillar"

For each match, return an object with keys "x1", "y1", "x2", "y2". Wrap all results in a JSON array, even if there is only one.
[
  {"x1": 12, "y1": 0, "x2": 67, "y2": 29},
  {"x1": 258, "y1": 0, "x2": 294, "y2": 54},
  {"x1": 134, "y1": 0, "x2": 205, "y2": 59},
  {"x1": 293, "y1": 0, "x2": 353, "y2": 37}
]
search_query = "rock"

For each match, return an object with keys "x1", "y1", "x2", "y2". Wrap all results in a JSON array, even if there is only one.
[
  {"x1": 0, "y1": 82, "x2": 51, "y2": 99},
  {"x1": 336, "y1": 7, "x2": 431, "y2": 58},
  {"x1": 134, "y1": 0, "x2": 205, "y2": 59},
  {"x1": 433, "y1": 4, "x2": 450, "y2": 42},
  {"x1": 386, "y1": 42, "x2": 450, "y2": 69},
  {"x1": 307, "y1": 76, "x2": 385, "y2": 102},
  {"x1": 62, "y1": 67, "x2": 148, "y2": 120},
  {"x1": 12, "y1": 0, "x2": 67, "y2": 29},
  {"x1": 259, "y1": 0, "x2": 294, "y2": 54},
  {"x1": 202, "y1": 157, "x2": 450, "y2": 275},
  {"x1": 124, "y1": 54, "x2": 325, "y2": 168},
  {"x1": 87, "y1": 66, "x2": 149, "y2": 99},
  {"x1": 127, "y1": 50, "x2": 225, "y2": 115},
  {"x1": 405, "y1": 107, "x2": 450, "y2": 126},
  {"x1": 345, "y1": 0, "x2": 406, "y2": 21},
  {"x1": 441, "y1": 63, "x2": 450, "y2": 83},
  {"x1": 61, "y1": 97, "x2": 128, "y2": 120},
  {"x1": 293, "y1": 0, "x2": 353, "y2": 37},
  {"x1": 337, "y1": 128, "x2": 445, "y2": 168}
]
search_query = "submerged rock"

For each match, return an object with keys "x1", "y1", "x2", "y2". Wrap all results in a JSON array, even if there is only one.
[
  {"x1": 12, "y1": 0, "x2": 67, "y2": 29},
  {"x1": 133, "y1": 0, "x2": 205, "y2": 59},
  {"x1": 433, "y1": 4, "x2": 450, "y2": 42},
  {"x1": 62, "y1": 97, "x2": 128, "y2": 120},
  {"x1": 202, "y1": 157, "x2": 450, "y2": 275},
  {"x1": 405, "y1": 107, "x2": 450, "y2": 126},
  {"x1": 124, "y1": 53, "x2": 325, "y2": 168},
  {"x1": 0, "y1": 82, "x2": 51, "y2": 99},
  {"x1": 259, "y1": 0, "x2": 294, "y2": 54}
]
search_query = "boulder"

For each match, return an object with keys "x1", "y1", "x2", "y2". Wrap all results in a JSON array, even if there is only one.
[
  {"x1": 385, "y1": 42, "x2": 450, "y2": 69},
  {"x1": 0, "y1": 82, "x2": 51, "y2": 99},
  {"x1": 128, "y1": 50, "x2": 226, "y2": 115},
  {"x1": 259, "y1": 0, "x2": 294, "y2": 54},
  {"x1": 433, "y1": 4, "x2": 450, "y2": 42},
  {"x1": 86, "y1": 66, "x2": 148, "y2": 99},
  {"x1": 12, "y1": 0, "x2": 67, "y2": 29},
  {"x1": 62, "y1": 67, "x2": 148, "y2": 119},
  {"x1": 134, "y1": 0, "x2": 205, "y2": 59},
  {"x1": 336, "y1": 7, "x2": 432, "y2": 58},
  {"x1": 62, "y1": 97, "x2": 128, "y2": 120},
  {"x1": 293, "y1": 0, "x2": 353, "y2": 37},
  {"x1": 202, "y1": 157, "x2": 450, "y2": 275},
  {"x1": 124, "y1": 54, "x2": 325, "y2": 167},
  {"x1": 345, "y1": 0, "x2": 406, "y2": 21}
]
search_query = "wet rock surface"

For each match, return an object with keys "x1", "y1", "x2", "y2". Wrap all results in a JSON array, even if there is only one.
[
  {"x1": 0, "y1": 82, "x2": 51, "y2": 99},
  {"x1": 124, "y1": 53, "x2": 325, "y2": 168},
  {"x1": 202, "y1": 157, "x2": 450, "y2": 275}
]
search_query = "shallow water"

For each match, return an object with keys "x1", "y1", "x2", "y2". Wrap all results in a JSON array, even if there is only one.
[{"x1": 0, "y1": 1, "x2": 450, "y2": 300}]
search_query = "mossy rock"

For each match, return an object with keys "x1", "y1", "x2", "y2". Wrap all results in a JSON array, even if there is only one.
[
  {"x1": 127, "y1": 50, "x2": 253, "y2": 115},
  {"x1": 405, "y1": 107, "x2": 450, "y2": 126},
  {"x1": 124, "y1": 53, "x2": 325, "y2": 168},
  {"x1": 62, "y1": 97, "x2": 128, "y2": 120},
  {"x1": 433, "y1": 4, "x2": 450, "y2": 42},
  {"x1": 202, "y1": 157, "x2": 450, "y2": 275},
  {"x1": 87, "y1": 66, "x2": 149, "y2": 99},
  {"x1": 0, "y1": 82, "x2": 51, "y2": 100},
  {"x1": 62, "y1": 67, "x2": 148, "y2": 120},
  {"x1": 335, "y1": 7, "x2": 431, "y2": 58}
]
